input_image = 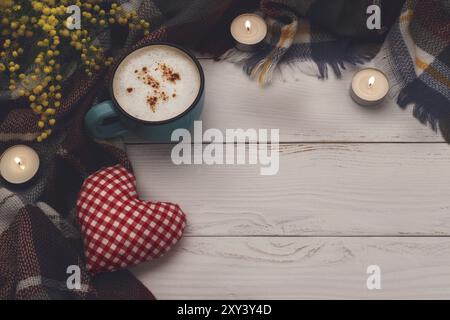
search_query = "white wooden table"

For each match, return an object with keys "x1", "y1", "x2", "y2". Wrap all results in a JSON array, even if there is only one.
[{"x1": 126, "y1": 59, "x2": 450, "y2": 299}]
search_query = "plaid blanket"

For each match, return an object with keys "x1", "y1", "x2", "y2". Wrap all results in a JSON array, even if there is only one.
[
  {"x1": 221, "y1": 0, "x2": 405, "y2": 83},
  {"x1": 221, "y1": 0, "x2": 450, "y2": 140},
  {"x1": 0, "y1": 0, "x2": 239, "y2": 300},
  {"x1": 0, "y1": 95, "x2": 155, "y2": 299},
  {"x1": 374, "y1": 0, "x2": 450, "y2": 140}
]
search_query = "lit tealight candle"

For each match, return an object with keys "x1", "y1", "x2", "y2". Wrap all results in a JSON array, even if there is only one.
[
  {"x1": 0, "y1": 145, "x2": 40, "y2": 185},
  {"x1": 350, "y1": 68, "x2": 390, "y2": 107},
  {"x1": 230, "y1": 13, "x2": 267, "y2": 52}
]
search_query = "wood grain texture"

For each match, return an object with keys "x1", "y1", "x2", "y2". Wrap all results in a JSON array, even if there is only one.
[
  {"x1": 131, "y1": 236, "x2": 450, "y2": 299},
  {"x1": 125, "y1": 59, "x2": 450, "y2": 299},
  {"x1": 124, "y1": 60, "x2": 443, "y2": 143},
  {"x1": 127, "y1": 143, "x2": 450, "y2": 236}
]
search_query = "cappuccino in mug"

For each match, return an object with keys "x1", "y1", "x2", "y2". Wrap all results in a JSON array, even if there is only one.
[
  {"x1": 112, "y1": 45, "x2": 202, "y2": 122},
  {"x1": 85, "y1": 43, "x2": 205, "y2": 140}
]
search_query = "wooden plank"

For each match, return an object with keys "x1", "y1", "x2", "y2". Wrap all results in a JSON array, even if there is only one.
[
  {"x1": 124, "y1": 60, "x2": 443, "y2": 143},
  {"x1": 127, "y1": 143, "x2": 450, "y2": 236},
  {"x1": 132, "y1": 236, "x2": 450, "y2": 299}
]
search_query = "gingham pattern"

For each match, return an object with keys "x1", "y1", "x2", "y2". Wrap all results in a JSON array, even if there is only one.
[{"x1": 76, "y1": 165, "x2": 186, "y2": 274}]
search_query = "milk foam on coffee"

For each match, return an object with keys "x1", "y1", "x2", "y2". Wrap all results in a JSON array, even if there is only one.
[{"x1": 113, "y1": 45, "x2": 201, "y2": 122}]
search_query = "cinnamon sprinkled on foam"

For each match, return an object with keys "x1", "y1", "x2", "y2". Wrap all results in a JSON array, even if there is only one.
[
  {"x1": 158, "y1": 62, "x2": 181, "y2": 83},
  {"x1": 132, "y1": 62, "x2": 182, "y2": 112},
  {"x1": 147, "y1": 96, "x2": 158, "y2": 112}
]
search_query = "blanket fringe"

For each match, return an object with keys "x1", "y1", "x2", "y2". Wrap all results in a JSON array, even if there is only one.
[
  {"x1": 221, "y1": 49, "x2": 374, "y2": 83},
  {"x1": 220, "y1": 48, "x2": 253, "y2": 64},
  {"x1": 249, "y1": 55, "x2": 279, "y2": 84}
]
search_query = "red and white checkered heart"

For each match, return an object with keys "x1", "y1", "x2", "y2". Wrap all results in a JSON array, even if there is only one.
[{"x1": 76, "y1": 165, "x2": 186, "y2": 274}]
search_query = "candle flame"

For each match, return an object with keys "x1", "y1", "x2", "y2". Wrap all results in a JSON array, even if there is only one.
[
  {"x1": 368, "y1": 76, "x2": 375, "y2": 87},
  {"x1": 14, "y1": 157, "x2": 25, "y2": 170},
  {"x1": 245, "y1": 20, "x2": 251, "y2": 32}
]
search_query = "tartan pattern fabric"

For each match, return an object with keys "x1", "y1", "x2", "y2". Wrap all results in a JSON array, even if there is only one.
[
  {"x1": 0, "y1": 0, "x2": 236, "y2": 299},
  {"x1": 374, "y1": 0, "x2": 450, "y2": 140},
  {"x1": 0, "y1": 190, "x2": 154, "y2": 300},
  {"x1": 77, "y1": 165, "x2": 186, "y2": 275},
  {"x1": 221, "y1": 0, "x2": 450, "y2": 139},
  {"x1": 221, "y1": 0, "x2": 405, "y2": 84}
]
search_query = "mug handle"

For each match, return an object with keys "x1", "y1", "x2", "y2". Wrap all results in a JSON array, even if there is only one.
[{"x1": 85, "y1": 100, "x2": 129, "y2": 139}]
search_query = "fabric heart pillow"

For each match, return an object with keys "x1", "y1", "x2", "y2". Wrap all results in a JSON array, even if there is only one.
[{"x1": 76, "y1": 165, "x2": 186, "y2": 274}]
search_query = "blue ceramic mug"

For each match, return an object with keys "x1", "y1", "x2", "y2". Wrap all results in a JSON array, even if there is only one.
[{"x1": 85, "y1": 43, "x2": 205, "y2": 141}]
